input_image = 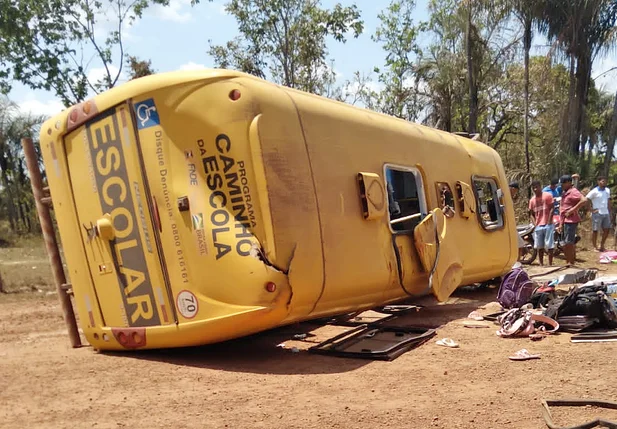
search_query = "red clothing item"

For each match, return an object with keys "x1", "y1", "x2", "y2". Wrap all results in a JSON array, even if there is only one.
[
  {"x1": 529, "y1": 193, "x2": 554, "y2": 226},
  {"x1": 560, "y1": 187, "x2": 583, "y2": 223}
]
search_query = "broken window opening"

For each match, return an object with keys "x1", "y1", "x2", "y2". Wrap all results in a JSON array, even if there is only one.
[
  {"x1": 436, "y1": 182, "x2": 455, "y2": 218},
  {"x1": 385, "y1": 165, "x2": 426, "y2": 233},
  {"x1": 473, "y1": 177, "x2": 504, "y2": 230}
]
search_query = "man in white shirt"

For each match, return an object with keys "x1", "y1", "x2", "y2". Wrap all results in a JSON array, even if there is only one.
[{"x1": 586, "y1": 176, "x2": 612, "y2": 251}]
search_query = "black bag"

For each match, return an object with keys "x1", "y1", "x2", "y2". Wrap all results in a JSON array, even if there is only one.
[{"x1": 545, "y1": 285, "x2": 617, "y2": 329}]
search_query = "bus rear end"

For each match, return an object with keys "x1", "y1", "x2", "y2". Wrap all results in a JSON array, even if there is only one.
[{"x1": 40, "y1": 72, "x2": 292, "y2": 350}]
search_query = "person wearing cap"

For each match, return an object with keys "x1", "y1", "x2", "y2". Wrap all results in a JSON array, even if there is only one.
[
  {"x1": 558, "y1": 174, "x2": 588, "y2": 265},
  {"x1": 586, "y1": 175, "x2": 612, "y2": 251},
  {"x1": 543, "y1": 178, "x2": 561, "y2": 198},
  {"x1": 543, "y1": 178, "x2": 561, "y2": 216}
]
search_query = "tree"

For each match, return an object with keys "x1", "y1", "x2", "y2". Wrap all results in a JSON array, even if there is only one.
[
  {"x1": 0, "y1": 0, "x2": 204, "y2": 106},
  {"x1": 410, "y1": 0, "x2": 517, "y2": 138},
  {"x1": 0, "y1": 97, "x2": 45, "y2": 234},
  {"x1": 495, "y1": 57, "x2": 571, "y2": 179},
  {"x1": 126, "y1": 55, "x2": 156, "y2": 80},
  {"x1": 208, "y1": 0, "x2": 364, "y2": 95},
  {"x1": 369, "y1": 0, "x2": 424, "y2": 121},
  {"x1": 599, "y1": 89, "x2": 617, "y2": 177},
  {"x1": 540, "y1": 0, "x2": 617, "y2": 156},
  {"x1": 512, "y1": 0, "x2": 546, "y2": 174}
]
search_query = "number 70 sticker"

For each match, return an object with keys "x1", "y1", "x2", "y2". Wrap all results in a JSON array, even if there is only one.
[{"x1": 176, "y1": 290, "x2": 199, "y2": 319}]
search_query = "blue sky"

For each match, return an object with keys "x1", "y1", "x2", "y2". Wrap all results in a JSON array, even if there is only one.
[{"x1": 9, "y1": 0, "x2": 617, "y2": 117}]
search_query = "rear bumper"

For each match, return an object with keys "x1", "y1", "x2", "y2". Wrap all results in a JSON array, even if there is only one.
[{"x1": 87, "y1": 303, "x2": 290, "y2": 350}]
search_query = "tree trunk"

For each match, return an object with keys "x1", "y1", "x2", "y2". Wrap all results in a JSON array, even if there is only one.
[
  {"x1": 1, "y1": 177, "x2": 17, "y2": 232},
  {"x1": 445, "y1": 90, "x2": 452, "y2": 132},
  {"x1": 563, "y1": 55, "x2": 576, "y2": 152},
  {"x1": 602, "y1": 90, "x2": 617, "y2": 177},
  {"x1": 570, "y1": 53, "x2": 591, "y2": 156},
  {"x1": 466, "y1": 1, "x2": 478, "y2": 134},
  {"x1": 587, "y1": 132, "x2": 596, "y2": 174},
  {"x1": 523, "y1": 16, "x2": 531, "y2": 174}
]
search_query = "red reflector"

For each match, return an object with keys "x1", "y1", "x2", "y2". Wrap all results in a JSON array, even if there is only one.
[
  {"x1": 229, "y1": 89, "x2": 241, "y2": 101},
  {"x1": 111, "y1": 328, "x2": 147, "y2": 349},
  {"x1": 265, "y1": 282, "x2": 276, "y2": 293}
]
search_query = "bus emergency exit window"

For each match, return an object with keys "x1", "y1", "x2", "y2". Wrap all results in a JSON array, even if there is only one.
[
  {"x1": 473, "y1": 177, "x2": 504, "y2": 230},
  {"x1": 385, "y1": 166, "x2": 426, "y2": 233}
]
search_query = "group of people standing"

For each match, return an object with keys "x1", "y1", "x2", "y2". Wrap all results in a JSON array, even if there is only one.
[{"x1": 513, "y1": 174, "x2": 612, "y2": 266}]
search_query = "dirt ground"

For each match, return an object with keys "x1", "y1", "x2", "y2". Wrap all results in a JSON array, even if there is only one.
[{"x1": 2, "y1": 241, "x2": 617, "y2": 429}]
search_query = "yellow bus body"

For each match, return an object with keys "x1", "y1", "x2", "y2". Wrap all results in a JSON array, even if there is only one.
[{"x1": 39, "y1": 69, "x2": 517, "y2": 351}]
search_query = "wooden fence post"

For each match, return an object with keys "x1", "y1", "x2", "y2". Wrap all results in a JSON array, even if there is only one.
[{"x1": 22, "y1": 137, "x2": 81, "y2": 348}]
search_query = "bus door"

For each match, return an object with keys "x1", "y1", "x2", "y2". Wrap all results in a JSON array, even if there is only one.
[
  {"x1": 413, "y1": 208, "x2": 463, "y2": 302},
  {"x1": 384, "y1": 165, "x2": 428, "y2": 293},
  {"x1": 64, "y1": 103, "x2": 174, "y2": 328}
]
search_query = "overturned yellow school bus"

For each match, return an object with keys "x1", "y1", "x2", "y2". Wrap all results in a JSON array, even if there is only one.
[{"x1": 39, "y1": 69, "x2": 517, "y2": 351}]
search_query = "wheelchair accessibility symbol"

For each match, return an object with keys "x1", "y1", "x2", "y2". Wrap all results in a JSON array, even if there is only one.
[{"x1": 134, "y1": 99, "x2": 160, "y2": 130}]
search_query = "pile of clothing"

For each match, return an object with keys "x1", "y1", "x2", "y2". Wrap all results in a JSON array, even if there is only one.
[{"x1": 494, "y1": 268, "x2": 617, "y2": 338}]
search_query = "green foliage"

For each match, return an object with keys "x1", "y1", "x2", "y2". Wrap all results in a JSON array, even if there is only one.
[
  {"x1": 0, "y1": 0, "x2": 204, "y2": 107},
  {"x1": 369, "y1": 0, "x2": 424, "y2": 121},
  {"x1": 0, "y1": 97, "x2": 45, "y2": 235},
  {"x1": 341, "y1": 0, "x2": 616, "y2": 186},
  {"x1": 126, "y1": 55, "x2": 156, "y2": 80},
  {"x1": 208, "y1": 0, "x2": 363, "y2": 95}
]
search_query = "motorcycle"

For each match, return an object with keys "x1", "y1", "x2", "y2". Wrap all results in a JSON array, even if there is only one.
[
  {"x1": 518, "y1": 196, "x2": 580, "y2": 264},
  {"x1": 517, "y1": 223, "x2": 537, "y2": 264}
]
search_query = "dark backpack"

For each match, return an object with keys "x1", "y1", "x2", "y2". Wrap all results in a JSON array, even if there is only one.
[
  {"x1": 545, "y1": 285, "x2": 617, "y2": 329},
  {"x1": 497, "y1": 268, "x2": 536, "y2": 309}
]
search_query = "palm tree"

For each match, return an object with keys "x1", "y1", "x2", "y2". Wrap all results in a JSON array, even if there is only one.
[
  {"x1": 0, "y1": 96, "x2": 45, "y2": 233},
  {"x1": 602, "y1": 89, "x2": 617, "y2": 177},
  {"x1": 541, "y1": 0, "x2": 617, "y2": 157},
  {"x1": 512, "y1": 0, "x2": 547, "y2": 174}
]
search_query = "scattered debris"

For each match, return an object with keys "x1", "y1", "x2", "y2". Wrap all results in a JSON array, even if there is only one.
[
  {"x1": 553, "y1": 269, "x2": 597, "y2": 285},
  {"x1": 463, "y1": 322, "x2": 491, "y2": 328},
  {"x1": 435, "y1": 338, "x2": 459, "y2": 348},
  {"x1": 570, "y1": 330, "x2": 617, "y2": 343},
  {"x1": 467, "y1": 311, "x2": 484, "y2": 321},
  {"x1": 541, "y1": 399, "x2": 617, "y2": 429},
  {"x1": 509, "y1": 349, "x2": 540, "y2": 361},
  {"x1": 309, "y1": 324, "x2": 436, "y2": 361}
]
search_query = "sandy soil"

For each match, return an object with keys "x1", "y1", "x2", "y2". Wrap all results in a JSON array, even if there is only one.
[{"x1": 1, "y1": 249, "x2": 617, "y2": 429}]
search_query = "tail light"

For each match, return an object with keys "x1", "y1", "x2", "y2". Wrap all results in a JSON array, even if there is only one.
[{"x1": 111, "y1": 328, "x2": 147, "y2": 349}]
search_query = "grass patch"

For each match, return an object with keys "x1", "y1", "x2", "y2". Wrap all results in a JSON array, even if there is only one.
[{"x1": 0, "y1": 234, "x2": 57, "y2": 294}]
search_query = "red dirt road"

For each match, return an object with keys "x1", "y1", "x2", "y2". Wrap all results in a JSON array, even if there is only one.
[{"x1": 2, "y1": 269, "x2": 617, "y2": 429}]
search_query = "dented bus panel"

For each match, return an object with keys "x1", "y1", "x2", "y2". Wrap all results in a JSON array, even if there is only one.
[{"x1": 39, "y1": 69, "x2": 517, "y2": 351}]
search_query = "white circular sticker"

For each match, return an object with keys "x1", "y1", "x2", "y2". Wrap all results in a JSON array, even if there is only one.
[{"x1": 176, "y1": 290, "x2": 198, "y2": 319}]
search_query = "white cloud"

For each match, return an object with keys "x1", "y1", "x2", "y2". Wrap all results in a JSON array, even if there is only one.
[
  {"x1": 17, "y1": 99, "x2": 65, "y2": 118},
  {"x1": 87, "y1": 65, "x2": 124, "y2": 86},
  {"x1": 177, "y1": 62, "x2": 207, "y2": 71},
  {"x1": 153, "y1": 0, "x2": 193, "y2": 23}
]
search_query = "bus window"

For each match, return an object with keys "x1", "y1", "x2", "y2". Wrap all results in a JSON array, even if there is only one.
[
  {"x1": 436, "y1": 182, "x2": 455, "y2": 218},
  {"x1": 385, "y1": 166, "x2": 426, "y2": 232},
  {"x1": 473, "y1": 177, "x2": 503, "y2": 230}
]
